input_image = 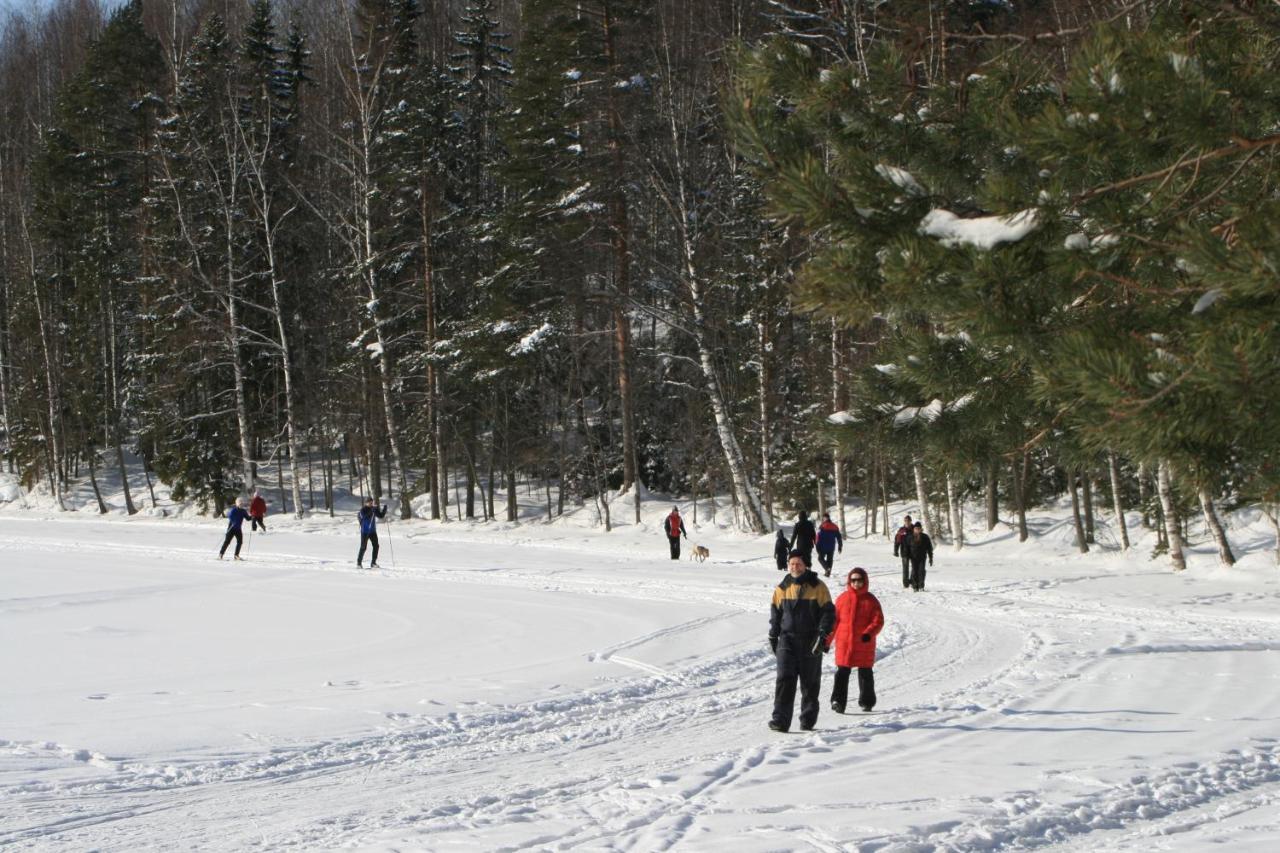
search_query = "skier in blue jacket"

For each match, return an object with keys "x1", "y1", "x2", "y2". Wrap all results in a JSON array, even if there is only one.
[
  {"x1": 357, "y1": 497, "x2": 388, "y2": 568},
  {"x1": 815, "y1": 513, "x2": 844, "y2": 577},
  {"x1": 219, "y1": 497, "x2": 251, "y2": 560}
]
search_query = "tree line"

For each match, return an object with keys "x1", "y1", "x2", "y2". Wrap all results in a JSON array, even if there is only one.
[{"x1": 0, "y1": 0, "x2": 1274, "y2": 568}]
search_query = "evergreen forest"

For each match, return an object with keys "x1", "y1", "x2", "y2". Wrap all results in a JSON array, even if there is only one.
[{"x1": 1, "y1": 0, "x2": 1277, "y2": 570}]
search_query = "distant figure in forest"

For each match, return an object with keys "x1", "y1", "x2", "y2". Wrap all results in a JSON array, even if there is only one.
[
  {"x1": 663, "y1": 505, "x2": 687, "y2": 560},
  {"x1": 219, "y1": 497, "x2": 250, "y2": 561},
  {"x1": 892, "y1": 514, "x2": 914, "y2": 589},
  {"x1": 907, "y1": 521, "x2": 934, "y2": 591},
  {"x1": 249, "y1": 491, "x2": 268, "y2": 532},
  {"x1": 815, "y1": 512, "x2": 843, "y2": 577},
  {"x1": 774, "y1": 529, "x2": 790, "y2": 571},
  {"x1": 789, "y1": 510, "x2": 816, "y2": 567},
  {"x1": 358, "y1": 498, "x2": 388, "y2": 568}
]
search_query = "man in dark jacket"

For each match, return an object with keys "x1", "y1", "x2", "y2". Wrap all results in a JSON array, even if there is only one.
[
  {"x1": 892, "y1": 514, "x2": 913, "y2": 588},
  {"x1": 815, "y1": 512, "x2": 843, "y2": 577},
  {"x1": 908, "y1": 521, "x2": 934, "y2": 591},
  {"x1": 219, "y1": 497, "x2": 251, "y2": 560},
  {"x1": 357, "y1": 498, "x2": 388, "y2": 568},
  {"x1": 768, "y1": 550, "x2": 836, "y2": 732},
  {"x1": 663, "y1": 505, "x2": 687, "y2": 559},
  {"x1": 773, "y1": 530, "x2": 790, "y2": 571},
  {"x1": 788, "y1": 510, "x2": 817, "y2": 567}
]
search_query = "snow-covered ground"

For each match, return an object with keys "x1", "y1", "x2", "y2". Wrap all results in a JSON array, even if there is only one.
[{"x1": 3, "y1": 474, "x2": 1280, "y2": 851}]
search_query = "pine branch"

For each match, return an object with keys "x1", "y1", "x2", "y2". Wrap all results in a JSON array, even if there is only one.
[{"x1": 1076, "y1": 134, "x2": 1280, "y2": 204}]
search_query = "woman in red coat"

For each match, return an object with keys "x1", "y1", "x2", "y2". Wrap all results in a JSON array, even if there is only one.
[{"x1": 826, "y1": 566, "x2": 884, "y2": 713}]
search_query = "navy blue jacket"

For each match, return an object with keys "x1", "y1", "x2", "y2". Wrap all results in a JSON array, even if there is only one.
[
  {"x1": 359, "y1": 504, "x2": 387, "y2": 535},
  {"x1": 816, "y1": 519, "x2": 843, "y2": 554},
  {"x1": 226, "y1": 506, "x2": 250, "y2": 532}
]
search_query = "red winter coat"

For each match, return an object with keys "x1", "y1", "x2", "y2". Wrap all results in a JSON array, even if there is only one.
[
  {"x1": 826, "y1": 575, "x2": 884, "y2": 669},
  {"x1": 249, "y1": 496, "x2": 267, "y2": 518}
]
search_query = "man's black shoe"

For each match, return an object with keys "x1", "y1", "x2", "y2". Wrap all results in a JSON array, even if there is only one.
[
  {"x1": 371, "y1": 562, "x2": 380, "y2": 568},
  {"x1": 860, "y1": 704, "x2": 872, "y2": 712},
  {"x1": 768, "y1": 721, "x2": 787, "y2": 732},
  {"x1": 799, "y1": 721, "x2": 814, "y2": 731},
  {"x1": 831, "y1": 701, "x2": 845, "y2": 714}
]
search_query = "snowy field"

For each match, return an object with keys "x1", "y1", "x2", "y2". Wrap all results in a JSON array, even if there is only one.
[{"x1": 4, "y1": 482, "x2": 1280, "y2": 851}]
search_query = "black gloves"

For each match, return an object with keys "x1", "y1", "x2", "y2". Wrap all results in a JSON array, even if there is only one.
[
  {"x1": 861, "y1": 634, "x2": 871, "y2": 643},
  {"x1": 769, "y1": 637, "x2": 778, "y2": 654}
]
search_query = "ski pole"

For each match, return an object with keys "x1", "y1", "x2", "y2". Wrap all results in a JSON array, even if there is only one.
[{"x1": 384, "y1": 510, "x2": 396, "y2": 569}]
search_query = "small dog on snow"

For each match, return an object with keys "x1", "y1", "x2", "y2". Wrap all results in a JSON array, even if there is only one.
[{"x1": 690, "y1": 545, "x2": 710, "y2": 562}]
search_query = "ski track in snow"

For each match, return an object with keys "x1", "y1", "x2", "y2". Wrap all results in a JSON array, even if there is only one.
[{"x1": 5, "y1": 528, "x2": 1280, "y2": 849}]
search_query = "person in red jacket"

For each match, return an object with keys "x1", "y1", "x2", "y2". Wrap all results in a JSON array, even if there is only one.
[
  {"x1": 249, "y1": 491, "x2": 268, "y2": 532},
  {"x1": 826, "y1": 566, "x2": 885, "y2": 713}
]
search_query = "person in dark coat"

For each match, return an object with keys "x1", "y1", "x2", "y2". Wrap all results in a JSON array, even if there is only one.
[
  {"x1": 774, "y1": 530, "x2": 790, "y2": 571},
  {"x1": 789, "y1": 510, "x2": 817, "y2": 568},
  {"x1": 815, "y1": 513, "x2": 843, "y2": 577},
  {"x1": 219, "y1": 497, "x2": 250, "y2": 560},
  {"x1": 357, "y1": 497, "x2": 388, "y2": 568},
  {"x1": 827, "y1": 567, "x2": 885, "y2": 713},
  {"x1": 892, "y1": 514, "x2": 913, "y2": 589},
  {"x1": 768, "y1": 550, "x2": 836, "y2": 732},
  {"x1": 663, "y1": 505, "x2": 687, "y2": 560},
  {"x1": 907, "y1": 521, "x2": 934, "y2": 591},
  {"x1": 249, "y1": 491, "x2": 268, "y2": 532}
]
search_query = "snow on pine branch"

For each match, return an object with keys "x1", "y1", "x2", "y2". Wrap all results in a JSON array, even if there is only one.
[{"x1": 920, "y1": 209, "x2": 1039, "y2": 249}]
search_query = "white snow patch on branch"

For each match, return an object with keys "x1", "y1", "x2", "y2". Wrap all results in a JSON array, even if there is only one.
[
  {"x1": 875, "y1": 164, "x2": 927, "y2": 197},
  {"x1": 1192, "y1": 289, "x2": 1224, "y2": 315},
  {"x1": 510, "y1": 322, "x2": 554, "y2": 356},
  {"x1": 827, "y1": 410, "x2": 858, "y2": 425},
  {"x1": 920, "y1": 209, "x2": 1039, "y2": 250}
]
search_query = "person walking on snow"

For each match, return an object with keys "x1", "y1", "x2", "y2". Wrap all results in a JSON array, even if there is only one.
[
  {"x1": 357, "y1": 497, "x2": 388, "y2": 568},
  {"x1": 815, "y1": 512, "x2": 843, "y2": 577},
  {"x1": 789, "y1": 510, "x2": 817, "y2": 568},
  {"x1": 907, "y1": 521, "x2": 934, "y2": 591},
  {"x1": 249, "y1": 491, "x2": 268, "y2": 532},
  {"x1": 768, "y1": 550, "x2": 836, "y2": 732},
  {"x1": 219, "y1": 497, "x2": 251, "y2": 560},
  {"x1": 774, "y1": 529, "x2": 790, "y2": 571},
  {"x1": 827, "y1": 567, "x2": 884, "y2": 713},
  {"x1": 892, "y1": 514, "x2": 913, "y2": 589},
  {"x1": 663, "y1": 505, "x2": 687, "y2": 560}
]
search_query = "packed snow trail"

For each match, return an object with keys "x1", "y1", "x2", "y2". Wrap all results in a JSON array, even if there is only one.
[{"x1": 3, "y1": 514, "x2": 1280, "y2": 850}]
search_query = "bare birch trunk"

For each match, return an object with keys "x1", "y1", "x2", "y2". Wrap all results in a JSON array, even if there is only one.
[
  {"x1": 946, "y1": 472, "x2": 963, "y2": 550},
  {"x1": 913, "y1": 462, "x2": 932, "y2": 534},
  {"x1": 1107, "y1": 451, "x2": 1130, "y2": 551},
  {"x1": 1014, "y1": 453, "x2": 1029, "y2": 542},
  {"x1": 1261, "y1": 504, "x2": 1280, "y2": 566},
  {"x1": 1156, "y1": 459, "x2": 1186, "y2": 571},
  {"x1": 1137, "y1": 460, "x2": 1151, "y2": 528},
  {"x1": 25, "y1": 217, "x2": 67, "y2": 510},
  {"x1": 831, "y1": 320, "x2": 845, "y2": 534},
  {"x1": 664, "y1": 100, "x2": 766, "y2": 534},
  {"x1": 1198, "y1": 488, "x2": 1235, "y2": 567},
  {"x1": 1068, "y1": 468, "x2": 1089, "y2": 553},
  {"x1": 758, "y1": 318, "x2": 774, "y2": 529},
  {"x1": 88, "y1": 451, "x2": 108, "y2": 514}
]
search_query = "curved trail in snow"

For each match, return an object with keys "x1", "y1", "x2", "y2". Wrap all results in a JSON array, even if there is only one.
[{"x1": 4, "y1": 524, "x2": 1280, "y2": 850}]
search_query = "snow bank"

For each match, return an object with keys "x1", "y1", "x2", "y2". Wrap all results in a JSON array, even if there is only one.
[{"x1": 920, "y1": 208, "x2": 1039, "y2": 249}]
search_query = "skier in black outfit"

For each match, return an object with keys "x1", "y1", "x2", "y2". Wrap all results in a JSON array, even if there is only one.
[
  {"x1": 892, "y1": 514, "x2": 914, "y2": 589},
  {"x1": 768, "y1": 550, "x2": 836, "y2": 732},
  {"x1": 357, "y1": 498, "x2": 388, "y2": 568},
  {"x1": 774, "y1": 530, "x2": 790, "y2": 571},
  {"x1": 663, "y1": 506, "x2": 687, "y2": 560},
  {"x1": 789, "y1": 510, "x2": 817, "y2": 567},
  {"x1": 907, "y1": 521, "x2": 934, "y2": 591},
  {"x1": 219, "y1": 497, "x2": 250, "y2": 560}
]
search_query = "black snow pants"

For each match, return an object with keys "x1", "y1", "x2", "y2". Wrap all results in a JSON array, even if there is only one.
[
  {"x1": 771, "y1": 636, "x2": 823, "y2": 731},
  {"x1": 831, "y1": 666, "x2": 876, "y2": 711},
  {"x1": 251, "y1": 514, "x2": 266, "y2": 532},
  {"x1": 220, "y1": 529, "x2": 243, "y2": 558},
  {"x1": 910, "y1": 557, "x2": 928, "y2": 591},
  {"x1": 668, "y1": 536, "x2": 681, "y2": 560},
  {"x1": 358, "y1": 532, "x2": 380, "y2": 566},
  {"x1": 901, "y1": 553, "x2": 912, "y2": 588},
  {"x1": 816, "y1": 549, "x2": 835, "y2": 575}
]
